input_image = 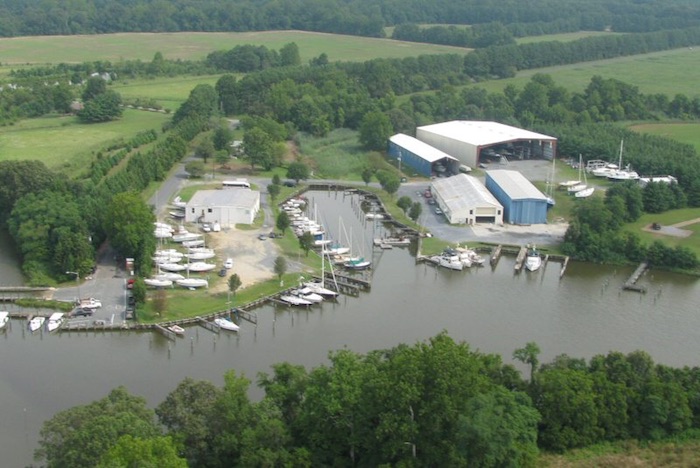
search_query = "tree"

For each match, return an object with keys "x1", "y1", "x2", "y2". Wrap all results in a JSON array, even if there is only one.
[
  {"x1": 0, "y1": 160, "x2": 57, "y2": 222},
  {"x1": 279, "y1": 42, "x2": 301, "y2": 66},
  {"x1": 274, "y1": 256, "x2": 287, "y2": 282},
  {"x1": 287, "y1": 162, "x2": 310, "y2": 183},
  {"x1": 103, "y1": 192, "x2": 155, "y2": 276},
  {"x1": 131, "y1": 278, "x2": 147, "y2": 305},
  {"x1": 35, "y1": 387, "x2": 160, "y2": 467},
  {"x1": 272, "y1": 174, "x2": 281, "y2": 185},
  {"x1": 383, "y1": 175, "x2": 400, "y2": 198},
  {"x1": 276, "y1": 211, "x2": 291, "y2": 234},
  {"x1": 156, "y1": 378, "x2": 223, "y2": 466},
  {"x1": 215, "y1": 150, "x2": 230, "y2": 167},
  {"x1": 359, "y1": 111, "x2": 393, "y2": 151},
  {"x1": 82, "y1": 76, "x2": 107, "y2": 101},
  {"x1": 268, "y1": 183, "x2": 281, "y2": 203},
  {"x1": 455, "y1": 388, "x2": 540, "y2": 467},
  {"x1": 513, "y1": 342, "x2": 541, "y2": 383},
  {"x1": 361, "y1": 167, "x2": 373, "y2": 186},
  {"x1": 299, "y1": 231, "x2": 314, "y2": 257},
  {"x1": 195, "y1": 137, "x2": 215, "y2": 163},
  {"x1": 173, "y1": 84, "x2": 218, "y2": 125},
  {"x1": 243, "y1": 127, "x2": 274, "y2": 170},
  {"x1": 97, "y1": 435, "x2": 187, "y2": 468},
  {"x1": 213, "y1": 126, "x2": 234, "y2": 151},
  {"x1": 153, "y1": 288, "x2": 167, "y2": 315},
  {"x1": 397, "y1": 196, "x2": 412, "y2": 214},
  {"x1": 185, "y1": 160, "x2": 206, "y2": 178},
  {"x1": 228, "y1": 274, "x2": 242, "y2": 305},
  {"x1": 78, "y1": 90, "x2": 123, "y2": 122},
  {"x1": 409, "y1": 201, "x2": 422, "y2": 222}
]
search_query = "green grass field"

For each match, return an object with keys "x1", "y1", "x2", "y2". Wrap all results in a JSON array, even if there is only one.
[
  {"x1": 630, "y1": 122, "x2": 700, "y2": 152},
  {"x1": 622, "y1": 208, "x2": 700, "y2": 257},
  {"x1": 516, "y1": 31, "x2": 617, "y2": 44},
  {"x1": 0, "y1": 109, "x2": 169, "y2": 172},
  {"x1": 473, "y1": 47, "x2": 700, "y2": 98},
  {"x1": 114, "y1": 75, "x2": 221, "y2": 110},
  {"x1": 0, "y1": 31, "x2": 468, "y2": 66}
]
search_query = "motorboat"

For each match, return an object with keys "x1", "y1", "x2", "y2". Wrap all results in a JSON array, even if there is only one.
[
  {"x1": 431, "y1": 253, "x2": 463, "y2": 271},
  {"x1": 29, "y1": 316, "x2": 45, "y2": 333},
  {"x1": 46, "y1": 313, "x2": 65, "y2": 332},
  {"x1": 144, "y1": 278, "x2": 173, "y2": 288},
  {"x1": 455, "y1": 247, "x2": 486, "y2": 266},
  {"x1": 186, "y1": 262, "x2": 217, "y2": 272},
  {"x1": 343, "y1": 257, "x2": 371, "y2": 270},
  {"x1": 303, "y1": 281, "x2": 339, "y2": 297},
  {"x1": 176, "y1": 278, "x2": 209, "y2": 288},
  {"x1": 525, "y1": 246, "x2": 542, "y2": 272},
  {"x1": 169, "y1": 211, "x2": 185, "y2": 219},
  {"x1": 279, "y1": 295, "x2": 313, "y2": 306},
  {"x1": 159, "y1": 263, "x2": 187, "y2": 272},
  {"x1": 591, "y1": 163, "x2": 619, "y2": 178},
  {"x1": 373, "y1": 237, "x2": 411, "y2": 247},
  {"x1": 168, "y1": 325, "x2": 185, "y2": 335},
  {"x1": 215, "y1": 317, "x2": 240, "y2": 332},
  {"x1": 0, "y1": 311, "x2": 8, "y2": 330},
  {"x1": 365, "y1": 212, "x2": 384, "y2": 220},
  {"x1": 171, "y1": 196, "x2": 187, "y2": 208}
]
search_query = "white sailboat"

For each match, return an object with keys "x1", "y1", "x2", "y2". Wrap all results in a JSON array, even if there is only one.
[
  {"x1": 187, "y1": 262, "x2": 216, "y2": 272},
  {"x1": 343, "y1": 227, "x2": 371, "y2": 270},
  {"x1": 559, "y1": 156, "x2": 582, "y2": 188},
  {"x1": 568, "y1": 155, "x2": 588, "y2": 194},
  {"x1": 279, "y1": 294, "x2": 313, "y2": 306},
  {"x1": 607, "y1": 140, "x2": 639, "y2": 181},
  {"x1": 215, "y1": 317, "x2": 240, "y2": 332},
  {"x1": 575, "y1": 161, "x2": 594, "y2": 198},
  {"x1": 144, "y1": 278, "x2": 173, "y2": 288},
  {"x1": 159, "y1": 262, "x2": 187, "y2": 272},
  {"x1": 176, "y1": 278, "x2": 209, "y2": 288}
]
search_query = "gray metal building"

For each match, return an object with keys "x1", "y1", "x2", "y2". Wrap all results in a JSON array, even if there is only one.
[{"x1": 431, "y1": 174, "x2": 503, "y2": 225}]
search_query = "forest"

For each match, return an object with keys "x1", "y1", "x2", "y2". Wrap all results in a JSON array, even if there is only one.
[
  {"x1": 34, "y1": 334, "x2": 700, "y2": 466},
  {"x1": 2, "y1": 0, "x2": 700, "y2": 38}
]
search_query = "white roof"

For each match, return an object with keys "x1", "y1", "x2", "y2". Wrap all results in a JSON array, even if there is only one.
[
  {"x1": 188, "y1": 189, "x2": 259, "y2": 208},
  {"x1": 389, "y1": 134, "x2": 458, "y2": 163},
  {"x1": 432, "y1": 174, "x2": 503, "y2": 214},
  {"x1": 486, "y1": 170, "x2": 547, "y2": 201},
  {"x1": 417, "y1": 121, "x2": 556, "y2": 147}
]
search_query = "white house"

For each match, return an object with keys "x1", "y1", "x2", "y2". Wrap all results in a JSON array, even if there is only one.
[{"x1": 185, "y1": 189, "x2": 260, "y2": 227}]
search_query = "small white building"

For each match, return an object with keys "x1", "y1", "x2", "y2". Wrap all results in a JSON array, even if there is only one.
[
  {"x1": 185, "y1": 189, "x2": 260, "y2": 227},
  {"x1": 431, "y1": 174, "x2": 503, "y2": 225}
]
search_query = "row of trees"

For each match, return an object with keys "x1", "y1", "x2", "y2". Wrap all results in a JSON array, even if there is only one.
[
  {"x1": 35, "y1": 334, "x2": 700, "y2": 466},
  {"x1": 2, "y1": 0, "x2": 700, "y2": 38},
  {"x1": 206, "y1": 42, "x2": 301, "y2": 73}
]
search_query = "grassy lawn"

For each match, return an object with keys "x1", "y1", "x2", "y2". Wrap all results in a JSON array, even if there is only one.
[
  {"x1": 113, "y1": 75, "x2": 221, "y2": 109},
  {"x1": 629, "y1": 122, "x2": 700, "y2": 153},
  {"x1": 0, "y1": 109, "x2": 169, "y2": 172},
  {"x1": 622, "y1": 208, "x2": 700, "y2": 257},
  {"x1": 0, "y1": 31, "x2": 468, "y2": 66},
  {"x1": 516, "y1": 31, "x2": 618, "y2": 44},
  {"x1": 472, "y1": 47, "x2": 700, "y2": 98}
]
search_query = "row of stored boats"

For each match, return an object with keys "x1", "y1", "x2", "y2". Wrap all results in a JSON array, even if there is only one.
[{"x1": 1, "y1": 312, "x2": 68, "y2": 333}]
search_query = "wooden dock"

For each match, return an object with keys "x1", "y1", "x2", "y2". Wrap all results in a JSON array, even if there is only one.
[
  {"x1": 560, "y1": 256, "x2": 570, "y2": 279},
  {"x1": 154, "y1": 324, "x2": 177, "y2": 341},
  {"x1": 514, "y1": 246, "x2": 528, "y2": 272},
  {"x1": 623, "y1": 261, "x2": 648, "y2": 293}
]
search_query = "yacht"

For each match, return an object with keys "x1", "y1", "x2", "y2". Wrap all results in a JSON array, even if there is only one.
[
  {"x1": 431, "y1": 252, "x2": 464, "y2": 271},
  {"x1": 47, "y1": 313, "x2": 65, "y2": 332},
  {"x1": 29, "y1": 316, "x2": 45, "y2": 333},
  {"x1": 525, "y1": 246, "x2": 542, "y2": 272}
]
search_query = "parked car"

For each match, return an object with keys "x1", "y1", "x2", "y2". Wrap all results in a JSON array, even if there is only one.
[
  {"x1": 127, "y1": 295, "x2": 136, "y2": 307},
  {"x1": 73, "y1": 308, "x2": 94, "y2": 317},
  {"x1": 435, "y1": 207, "x2": 443, "y2": 215},
  {"x1": 126, "y1": 278, "x2": 135, "y2": 289},
  {"x1": 424, "y1": 190, "x2": 432, "y2": 198},
  {"x1": 78, "y1": 298, "x2": 102, "y2": 309},
  {"x1": 283, "y1": 180, "x2": 297, "y2": 187},
  {"x1": 268, "y1": 232, "x2": 277, "y2": 239},
  {"x1": 224, "y1": 258, "x2": 233, "y2": 269},
  {"x1": 258, "y1": 234, "x2": 268, "y2": 241},
  {"x1": 427, "y1": 199, "x2": 436, "y2": 205},
  {"x1": 218, "y1": 268, "x2": 228, "y2": 277}
]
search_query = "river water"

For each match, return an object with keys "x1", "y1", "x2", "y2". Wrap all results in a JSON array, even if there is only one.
[{"x1": 1, "y1": 192, "x2": 699, "y2": 467}]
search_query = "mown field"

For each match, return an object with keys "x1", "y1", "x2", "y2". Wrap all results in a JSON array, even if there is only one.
[
  {"x1": 0, "y1": 31, "x2": 468, "y2": 66},
  {"x1": 0, "y1": 109, "x2": 169, "y2": 171},
  {"x1": 474, "y1": 47, "x2": 700, "y2": 98},
  {"x1": 630, "y1": 122, "x2": 700, "y2": 152},
  {"x1": 515, "y1": 30, "x2": 617, "y2": 44},
  {"x1": 114, "y1": 75, "x2": 221, "y2": 110}
]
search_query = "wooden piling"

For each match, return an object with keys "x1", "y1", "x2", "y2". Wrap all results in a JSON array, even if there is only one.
[
  {"x1": 514, "y1": 246, "x2": 528, "y2": 272},
  {"x1": 490, "y1": 245, "x2": 502, "y2": 266}
]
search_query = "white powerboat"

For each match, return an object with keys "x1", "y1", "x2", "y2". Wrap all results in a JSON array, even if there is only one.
[
  {"x1": 29, "y1": 316, "x2": 45, "y2": 332},
  {"x1": 144, "y1": 278, "x2": 173, "y2": 287},
  {"x1": 343, "y1": 257, "x2": 371, "y2": 270},
  {"x1": 215, "y1": 317, "x2": 240, "y2": 332},
  {"x1": 525, "y1": 246, "x2": 542, "y2": 272},
  {"x1": 187, "y1": 262, "x2": 216, "y2": 272},
  {"x1": 168, "y1": 325, "x2": 185, "y2": 335},
  {"x1": 431, "y1": 253, "x2": 463, "y2": 271},
  {"x1": 0, "y1": 311, "x2": 9, "y2": 330},
  {"x1": 47, "y1": 313, "x2": 65, "y2": 332},
  {"x1": 279, "y1": 295, "x2": 313, "y2": 306},
  {"x1": 176, "y1": 278, "x2": 209, "y2": 288}
]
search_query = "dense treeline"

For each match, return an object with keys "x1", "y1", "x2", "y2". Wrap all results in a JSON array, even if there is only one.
[
  {"x1": 34, "y1": 334, "x2": 700, "y2": 466},
  {"x1": 2, "y1": 0, "x2": 700, "y2": 38},
  {"x1": 392, "y1": 22, "x2": 516, "y2": 48}
]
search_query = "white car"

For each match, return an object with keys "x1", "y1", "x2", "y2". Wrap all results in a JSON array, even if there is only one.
[
  {"x1": 79, "y1": 298, "x2": 102, "y2": 309},
  {"x1": 224, "y1": 258, "x2": 233, "y2": 269}
]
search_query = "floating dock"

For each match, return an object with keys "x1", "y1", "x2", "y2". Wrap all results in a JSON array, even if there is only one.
[{"x1": 623, "y1": 262, "x2": 648, "y2": 293}]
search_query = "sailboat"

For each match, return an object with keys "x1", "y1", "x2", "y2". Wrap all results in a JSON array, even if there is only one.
[
  {"x1": 304, "y1": 250, "x2": 339, "y2": 297},
  {"x1": 545, "y1": 157, "x2": 556, "y2": 206},
  {"x1": 575, "y1": 160, "x2": 595, "y2": 198},
  {"x1": 607, "y1": 140, "x2": 639, "y2": 181},
  {"x1": 559, "y1": 155, "x2": 582, "y2": 189},
  {"x1": 567, "y1": 155, "x2": 588, "y2": 194},
  {"x1": 343, "y1": 227, "x2": 371, "y2": 270}
]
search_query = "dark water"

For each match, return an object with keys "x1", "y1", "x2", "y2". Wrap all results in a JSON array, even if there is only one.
[{"x1": 1, "y1": 193, "x2": 699, "y2": 467}]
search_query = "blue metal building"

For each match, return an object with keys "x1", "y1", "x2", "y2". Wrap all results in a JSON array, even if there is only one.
[
  {"x1": 485, "y1": 170, "x2": 548, "y2": 224},
  {"x1": 388, "y1": 134, "x2": 458, "y2": 177}
]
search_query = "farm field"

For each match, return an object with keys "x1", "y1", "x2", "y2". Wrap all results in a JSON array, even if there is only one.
[
  {"x1": 622, "y1": 208, "x2": 700, "y2": 258},
  {"x1": 473, "y1": 47, "x2": 700, "y2": 98},
  {"x1": 0, "y1": 31, "x2": 468, "y2": 66},
  {"x1": 516, "y1": 30, "x2": 617, "y2": 44},
  {"x1": 0, "y1": 109, "x2": 169, "y2": 172},
  {"x1": 630, "y1": 122, "x2": 700, "y2": 153},
  {"x1": 114, "y1": 74, "x2": 221, "y2": 109}
]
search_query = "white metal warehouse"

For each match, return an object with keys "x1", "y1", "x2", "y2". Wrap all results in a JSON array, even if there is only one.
[
  {"x1": 430, "y1": 174, "x2": 503, "y2": 225},
  {"x1": 416, "y1": 121, "x2": 557, "y2": 169},
  {"x1": 185, "y1": 189, "x2": 260, "y2": 227}
]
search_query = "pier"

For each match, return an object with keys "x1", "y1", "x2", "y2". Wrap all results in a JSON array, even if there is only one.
[
  {"x1": 513, "y1": 246, "x2": 528, "y2": 272},
  {"x1": 623, "y1": 261, "x2": 648, "y2": 293},
  {"x1": 560, "y1": 257, "x2": 570, "y2": 279},
  {"x1": 490, "y1": 245, "x2": 502, "y2": 266}
]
